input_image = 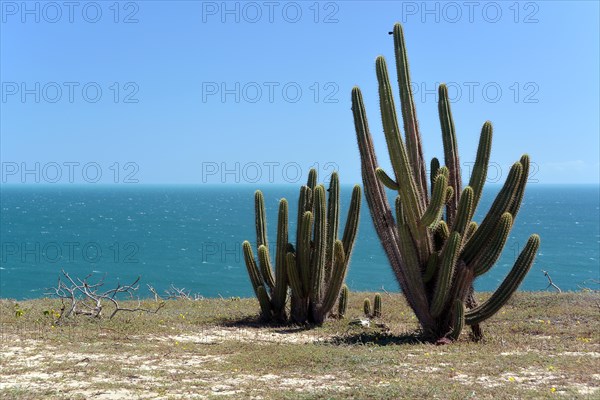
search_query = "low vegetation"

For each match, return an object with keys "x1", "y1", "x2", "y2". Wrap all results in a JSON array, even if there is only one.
[{"x1": 1, "y1": 291, "x2": 598, "y2": 399}]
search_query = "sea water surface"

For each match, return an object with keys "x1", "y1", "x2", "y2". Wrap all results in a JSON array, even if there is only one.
[{"x1": 1, "y1": 185, "x2": 598, "y2": 299}]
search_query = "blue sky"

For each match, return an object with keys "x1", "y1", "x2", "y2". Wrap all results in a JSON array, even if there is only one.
[{"x1": 1, "y1": 0, "x2": 599, "y2": 185}]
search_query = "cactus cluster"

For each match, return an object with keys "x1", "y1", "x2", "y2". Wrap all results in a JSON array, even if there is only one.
[
  {"x1": 351, "y1": 23, "x2": 540, "y2": 341},
  {"x1": 243, "y1": 169, "x2": 361, "y2": 324},
  {"x1": 363, "y1": 293, "x2": 382, "y2": 318}
]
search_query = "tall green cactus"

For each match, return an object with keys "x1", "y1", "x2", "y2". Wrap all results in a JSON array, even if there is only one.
[
  {"x1": 351, "y1": 22, "x2": 540, "y2": 341},
  {"x1": 287, "y1": 170, "x2": 362, "y2": 324},
  {"x1": 242, "y1": 191, "x2": 289, "y2": 321},
  {"x1": 242, "y1": 170, "x2": 361, "y2": 325}
]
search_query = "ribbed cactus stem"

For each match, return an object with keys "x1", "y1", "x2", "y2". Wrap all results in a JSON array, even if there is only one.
[
  {"x1": 449, "y1": 299, "x2": 465, "y2": 341},
  {"x1": 462, "y1": 162, "x2": 523, "y2": 262},
  {"x1": 364, "y1": 298, "x2": 371, "y2": 316},
  {"x1": 298, "y1": 211, "x2": 313, "y2": 291},
  {"x1": 423, "y1": 252, "x2": 439, "y2": 283},
  {"x1": 430, "y1": 158, "x2": 440, "y2": 193},
  {"x1": 325, "y1": 172, "x2": 341, "y2": 281},
  {"x1": 307, "y1": 168, "x2": 317, "y2": 191},
  {"x1": 465, "y1": 221, "x2": 478, "y2": 242},
  {"x1": 273, "y1": 199, "x2": 289, "y2": 317},
  {"x1": 438, "y1": 84, "x2": 461, "y2": 225},
  {"x1": 452, "y1": 186, "x2": 474, "y2": 237},
  {"x1": 341, "y1": 185, "x2": 362, "y2": 260},
  {"x1": 258, "y1": 245, "x2": 275, "y2": 291},
  {"x1": 256, "y1": 285, "x2": 272, "y2": 319},
  {"x1": 376, "y1": 56, "x2": 423, "y2": 226},
  {"x1": 466, "y1": 234, "x2": 540, "y2": 325},
  {"x1": 255, "y1": 191, "x2": 268, "y2": 248},
  {"x1": 468, "y1": 121, "x2": 492, "y2": 215},
  {"x1": 470, "y1": 213, "x2": 513, "y2": 276},
  {"x1": 318, "y1": 241, "x2": 348, "y2": 319},
  {"x1": 310, "y1": 186, "x2": 327, "y2": 305},
  {"x1": 338, "y1": 285, "x2": 349, "y2": 318},
  {"x1": 430, "y1": 232, "x2": 461, "y2": 318},
  {"x1": 286, "y1": 252, "x2": 303, "y2": 297},
  {"x1": 420, "y1": 174, "x2": 448, "y2": 227},
  {"x1": 374, "y1": 293, "x2": 382, "y2": 318},
  {"x1": 376, "y1": 168, "x2": 400, "y2": 190},
  {"x1": 508, "y1": 154, "x2": 530, "y2": 219},
  {"x1": 242, "y1": 241, "x2": 265, "y2": 299},
  {"x1": 392, "y1": 23, "x2": 428, "y2": 203},
  {"x1": 436, "y1": 220, "x2": 450, "y2": 243}
]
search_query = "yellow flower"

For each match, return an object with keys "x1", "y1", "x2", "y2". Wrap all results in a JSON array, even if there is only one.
[
  {"x1": 550, "y1": 387, "x2": 556, "y2": 393},
  {"x1": 508, "y1": 377, "x2": 516, "y2": 382}
]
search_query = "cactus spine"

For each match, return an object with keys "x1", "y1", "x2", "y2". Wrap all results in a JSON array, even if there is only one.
[
  {"x1": 351, "y1": 22, "x2": 540, "y2": 341},
  {"x1": 242, "y1": 169, "x2": 361, "y2": 325}
]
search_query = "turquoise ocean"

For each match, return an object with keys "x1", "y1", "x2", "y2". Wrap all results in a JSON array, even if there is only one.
[{"x1": 1, "y1": 185, "x2": 598, "y2": 299}]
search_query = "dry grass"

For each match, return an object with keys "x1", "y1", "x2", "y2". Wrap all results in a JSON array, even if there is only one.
[{"x1": 1, "y1": 291, "x2": 599, "y2": 399}]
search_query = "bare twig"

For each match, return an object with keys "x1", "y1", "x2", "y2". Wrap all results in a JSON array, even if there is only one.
[
  {"x1": 542, "y1": 270, "x2": 562, "y2": 293},
  {"x1": 46, "y1": 270, "x2": 164, "y2": 322},
  {"x1": 380, "y1": 286, "x2": 393, "y2": 298},
  {"x1": 147, "y1": 284, "x2": 204, "y2": 301}
]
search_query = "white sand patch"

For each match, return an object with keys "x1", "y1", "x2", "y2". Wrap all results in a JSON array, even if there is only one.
[
  {"x1": 558, "y1": 351, "x2": 600, "y2": 358},
  {"x1": 147, "y1": 326, "x2": 323, "y2": 345}
]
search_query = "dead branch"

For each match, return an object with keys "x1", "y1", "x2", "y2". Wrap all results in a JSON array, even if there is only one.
[
  {"x1": 542, "y1": 270, "x2": 562, "y2": 293},
  {"x1": 46, "y1": 270, "x2": 164, "y2": 322},
  {"x1": 146, "y1": 284, "x2": 204, "y2": 301}
]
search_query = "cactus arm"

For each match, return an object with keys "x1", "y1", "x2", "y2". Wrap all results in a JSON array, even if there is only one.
[
  {"x1": 256, "y1": 286, "x2": 272, "y2": 319},
  {"x1": 307, "y1": 168, "x2": 317, "y2": 192},
  {"x1": 376, "y1": 167, "x2": 400, "y2": 190},
  {"x1": 468, "y1": 213, "x2": 513, "y2": 276},
  {"x1": 468, "y1": 121, "x2": 492, "y2": 215},
  {"x1": 364, "y1": 298, "x2": 371, "y2": 316},
  {"x1": 430, "y1": 232, "x2": 461, "y2": 318},
  {"x1": 255, "y1": 191, "x2": 268, "y2": 248},
  {"x1": 273, "y1": 199, "x2": 289, "y2": 316},
  {"x1": 325, "y1": 172, "x2": 341, "y2": 281},
  {"x1": 462, "y1": 162, "x2": 523, "y2": 262},
  {"x1": 376, "y1": 56, "x2": 423, "y2": 225},
  {"x1": 319, "y1": 240, "x2": 349, "y2": 318},
  {"x1": 242, "y1": 241, "x2": 267, "y2": 299},
  {"x1": 420, "y1": 174, "x2": 448, "y2": 227},
  {"x1": 341, "y1": 185, "x2": 361, "y2": 266},
  {"x1": 310, "y1": 186, "x2": 327, "y2": 304},
  {"x1": 352, "y1": 86, "x2": 435, "y2": 329},
  {"x1": 449, "y1": 299, "x2": 465, "y2": 340},
  {"x1": 438, "y1": 84, "x2": 462, "y2": 225},
  {"x1": 466, "y1": 234, "x2": 540, "y2": 325},
  {"x1": 258, "y1": 245, "x2": 276, "y2": 291},
  {"x1": 508, "y1": 154, "x2": 530, "y2": 219},
  {"x1": 452, "y1": 187, "x2": 474, "y2": 237},
  {"x1": 286, "y1": 252, "x2": 303, "y2": 297},
  {"x1": 392, "y1": 23, "x2": 428, "y2": 203},
  {"x1": 430, "y1": 158, "x2": 440, "y2": 194},
  {"x1": 296, "y1": 186, "x2": 312, "y2": 253},
  {"x1": 374, "y1": 293, "x2": 382, "y2": 317},
  {"x1": 297, "y1": 211, "x2": 313, "y2": 292},
  {"x1": 465, "y1": 221, "x2": 478, "y2": 242},
  {"x1": 434, "y1": 220, "x2": 450, "y2": 251},
  {"x1": 338, "y1": 285, "x2": 349, "y2": 318}
]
